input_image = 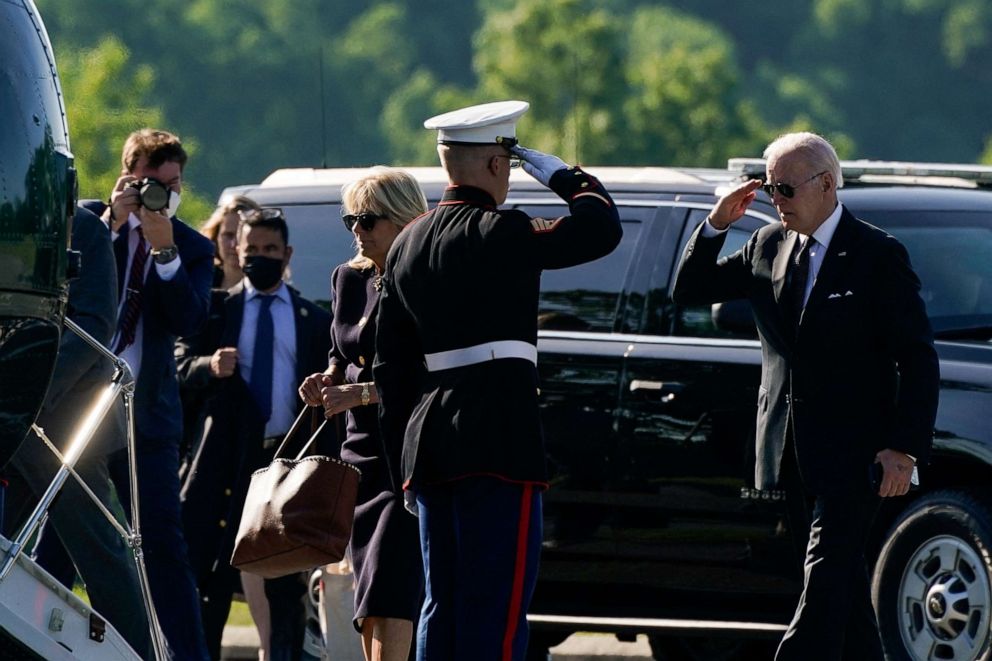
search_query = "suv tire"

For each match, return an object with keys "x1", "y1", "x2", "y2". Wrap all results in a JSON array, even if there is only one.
[{"x1": 872, "y1": 490, "x2": 992, "y2": 661}]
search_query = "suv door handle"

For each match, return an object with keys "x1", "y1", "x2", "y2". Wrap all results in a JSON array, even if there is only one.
[{"x1": 629, "y1": 380, "x2": 685, "y2": 402}]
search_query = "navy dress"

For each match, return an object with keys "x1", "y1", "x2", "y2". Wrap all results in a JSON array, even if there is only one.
[{"x1": 328, "y1": 262, "x2": 422, "y2": 629}]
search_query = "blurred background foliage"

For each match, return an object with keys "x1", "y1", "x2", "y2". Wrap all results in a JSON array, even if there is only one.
[{"x1": 39, "y1": 0, "x2": 992, "y2": 223}]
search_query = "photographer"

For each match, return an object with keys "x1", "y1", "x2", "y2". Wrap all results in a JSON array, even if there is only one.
[{"x1": 75, "y1": 128, "x2": 214, "y2": 659}]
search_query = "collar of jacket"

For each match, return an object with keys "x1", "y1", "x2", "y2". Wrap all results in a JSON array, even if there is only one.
[{"x1": 440, "y1": 185, "x2": 497, "y2": 210}]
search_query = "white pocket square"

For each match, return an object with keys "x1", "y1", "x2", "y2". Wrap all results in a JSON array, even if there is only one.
[
  {"x1": 828, "y1": 293, "x2": 842, "y2": 299},
  {"x1": 845, "y1": 290, "x2": 854, "y2": 296}
]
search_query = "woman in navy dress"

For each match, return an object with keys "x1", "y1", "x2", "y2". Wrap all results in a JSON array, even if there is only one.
[{"x1": 299, "y1": 167, "x2": 426, "y2": 661}]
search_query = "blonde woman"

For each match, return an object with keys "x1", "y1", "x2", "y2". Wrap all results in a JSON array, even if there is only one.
[
  {"x1": 299, "y1": 167, "x2": 427, "y2": 661},
  {"x1": 199, "y1": 195, "x2": 260, "y2": 289}
]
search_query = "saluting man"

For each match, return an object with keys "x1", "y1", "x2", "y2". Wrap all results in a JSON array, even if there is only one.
[{"x1": 373, "y1": 100, "x2": 622, "y2": 660}]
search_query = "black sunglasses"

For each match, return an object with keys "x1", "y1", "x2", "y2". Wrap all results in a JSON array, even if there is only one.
[
  {"x1": 762, "y1": 171, "x2": 827, "y2": 199},
  {"x1": 342, "y1": 212, "x2": 387, "y2": 232}
]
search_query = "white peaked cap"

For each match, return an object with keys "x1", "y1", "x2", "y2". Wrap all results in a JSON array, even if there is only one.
[{"x1": 423, "y1": 100, "x2": 530, "y2": 145}]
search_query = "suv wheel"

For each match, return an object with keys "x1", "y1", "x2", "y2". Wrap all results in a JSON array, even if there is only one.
[{"x1": 872, "y1": 490, "x2": 992, "y2": 661}]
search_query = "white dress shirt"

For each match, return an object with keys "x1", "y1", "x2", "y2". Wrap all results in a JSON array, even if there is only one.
[
  {"x1": 110, "y1": 213, "x2": 182, "y2": 381},
  {"x1": 237, "y1": 280, "x2": 298, "y2": 438}
]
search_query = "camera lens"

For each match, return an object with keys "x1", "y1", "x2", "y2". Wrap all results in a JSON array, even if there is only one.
[{"x1": 137, "y1": 178, "x2": 170, "y2": 212}]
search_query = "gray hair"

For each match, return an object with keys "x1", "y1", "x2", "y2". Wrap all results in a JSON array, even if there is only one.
[{"x1": 763, "y1": 132, "x2": 844, "y2": 189}]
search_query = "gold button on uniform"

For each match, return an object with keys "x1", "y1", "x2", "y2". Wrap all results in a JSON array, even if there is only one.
[
  {"x1": 224, "y1": 489, "x2": 232, "y2": 496},
  {"x1": 358, "y1": 316, "x2": 367, "y2": 327},
  {"x1": 359, "y1": 355, "x2": 366, "y2": 366},
  {"x1": 218, "y1": 520, "x2": 227, "y2": 528}
]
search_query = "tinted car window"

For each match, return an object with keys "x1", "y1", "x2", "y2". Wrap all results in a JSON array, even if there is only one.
[
  {"x1": 856, "y1": 210, "x2": 992, "y2": 332},
  {"x1": 279, "y1": 203, "x2": 355, "y2": 309},
  {"x1": 516, "y1": 204, "x2": 643, "y2": 332},
  {"x1": 674, "y1": 209, "x2": 754, "y2": 339}
]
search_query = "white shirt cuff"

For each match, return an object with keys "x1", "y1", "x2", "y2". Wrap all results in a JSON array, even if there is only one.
[
  {"x1": 155, "y1": 255, "x2": 182, "y2": 281},
  {"x1": 701, "y1": 218, "x2": 729, "y2": 237}
]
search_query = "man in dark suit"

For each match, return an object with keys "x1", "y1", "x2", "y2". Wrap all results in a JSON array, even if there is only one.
[
  {"x1": 4, "y1": 206, "x2": 152, "y2": 658},
  {"x1": 374, "y1": 101, "x2": 622, "y2": 660},
  {"x1": 672, "y1": 132, "x2": 939, "y2": 660},
  {"x1": 176, "y1": 208, "x2": 331, "y2": 660},
  {"x1": 82, "y1": 128, "x2": 214, "y2": 659}
]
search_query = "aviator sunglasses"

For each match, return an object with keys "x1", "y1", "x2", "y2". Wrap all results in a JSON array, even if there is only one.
[
  {"x1": 342, "y1": 212, "x2": 388, "y2": 232},
  {"x1": 762, "y1": 171, "x2": 827, "y2": 199}
]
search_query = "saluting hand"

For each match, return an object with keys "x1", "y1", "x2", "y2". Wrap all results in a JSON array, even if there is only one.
[
  {"x1": 210, "y1": 347, "x2": 238, "y2": 378},
  {"x1": 708, "y1": 179, "x2": 763, "y2": 230},
  {"x1": 875, "y1": 449, "x2": 915, "y2": 497},
  {"x1": 299, "y1": 372, "x2": 331, "y2": 407},
  {"x1": 512, "y1": 145, "x2": 568, "y2": 187}
]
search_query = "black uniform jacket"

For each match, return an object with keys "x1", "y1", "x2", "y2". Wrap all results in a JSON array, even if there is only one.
[
  {"x1": 374, "y1": 167, "x2": 622, "y2": 490},
  {"x1": 672, "y1": 208, "x2": 939, "y2": 494},
  {"x1": 175, "y1": 281, "x2": 331, "y2": 589}
]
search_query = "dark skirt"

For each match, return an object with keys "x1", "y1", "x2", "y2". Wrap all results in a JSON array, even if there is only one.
[{"x1": 342, "y1": 405, "x2": 423, "y2": 630}]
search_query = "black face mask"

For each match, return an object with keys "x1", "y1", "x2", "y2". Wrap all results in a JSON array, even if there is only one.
[{"x1": 243, "y1": 255, "x2": 284, "y2": 291}]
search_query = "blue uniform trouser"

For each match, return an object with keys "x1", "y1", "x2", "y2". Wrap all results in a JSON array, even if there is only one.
[{"x1": 416, "y1": 477, "x2": 542, "y2": 661}]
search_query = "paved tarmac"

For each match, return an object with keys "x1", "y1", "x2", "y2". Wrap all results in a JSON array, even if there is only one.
[{"x1": 220, "y1": 626, "x2": 654, "y2": 660}]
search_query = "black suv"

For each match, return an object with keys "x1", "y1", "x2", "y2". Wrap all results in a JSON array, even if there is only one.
[{"x1": 221, "y1": 160, "x2": 992, "y2": 661}]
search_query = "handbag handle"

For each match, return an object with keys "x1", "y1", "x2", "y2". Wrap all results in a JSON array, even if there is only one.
[{"x1": 274, "y1": 406, "x2": 329, "y2": 460}]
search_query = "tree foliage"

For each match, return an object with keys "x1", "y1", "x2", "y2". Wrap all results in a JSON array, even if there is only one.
[{"x1": 34, "y1": 0, "x2": 992, "y2": 201}]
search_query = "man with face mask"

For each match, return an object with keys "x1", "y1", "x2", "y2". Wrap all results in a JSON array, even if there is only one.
[
  {"x1": 176, "y1": 207, "x2": 331, "y2": 660},
  {"x1": 62, "y1": 128, "x2": 215, "y2": 659}
]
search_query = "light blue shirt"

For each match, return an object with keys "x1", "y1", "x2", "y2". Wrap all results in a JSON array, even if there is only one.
[{"x1": 238, "y1": 280, "x2": 297, "y2": 438}]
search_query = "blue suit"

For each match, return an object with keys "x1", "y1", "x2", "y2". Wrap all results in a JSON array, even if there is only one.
[{"x1": 84, "y1": 199, "x2": 215, "y2": 660}]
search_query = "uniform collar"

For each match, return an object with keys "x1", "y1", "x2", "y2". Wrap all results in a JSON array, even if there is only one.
[{"x1": 440, "y1": 185, "x2": 497, "y2": 210}]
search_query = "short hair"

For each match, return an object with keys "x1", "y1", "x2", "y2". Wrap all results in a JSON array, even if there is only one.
[
  {"x1": 201, "y1": 195, "x2": 262, "y2": 266},
  {"x1": 763, "y1": 132, "x2": 844, "y2": 189},
  {"x1": 121, "y1": 129, "x2": 188, "y2": 173},
  {"x1": 342, "y1": 167, "x2": 428, "y2": 269},
  {"x1": 238, "y1": 207, "x2": 289, "y2": 246}
]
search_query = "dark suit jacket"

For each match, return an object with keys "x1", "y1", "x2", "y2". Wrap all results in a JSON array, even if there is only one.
[
  {"x1": 175, "y1": 281, "x2": 331, "y2": 590},
  {"x1": 82, "y1": 200, "x2": 214, "y2": 444},
  {"x1": 32, "y1": 207, "x2": 120, "y2": 456},
  {"x1": 672, "y1": 208, "x2": 939, "y2": 493}
]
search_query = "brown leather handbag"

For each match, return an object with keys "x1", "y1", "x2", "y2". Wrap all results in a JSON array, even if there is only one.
[{"x1": 231, "y1": 407, "x2": 360, "y2": 578}]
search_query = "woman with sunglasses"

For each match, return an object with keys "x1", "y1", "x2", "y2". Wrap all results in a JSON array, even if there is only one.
[{"x1": 299, "y1": 167, "x2": 427, "y2": 661}]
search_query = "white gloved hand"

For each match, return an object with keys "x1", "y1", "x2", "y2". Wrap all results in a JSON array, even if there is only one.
[{"x1": 512, "y1": 145, "x2": 569, "y2": 187}]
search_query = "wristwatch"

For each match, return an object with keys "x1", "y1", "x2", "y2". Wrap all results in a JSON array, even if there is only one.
[
  {"x1": 151, "y1": 245, "x2": 179, "y2": 264},
  {"x1": 360, "y1": 382, "x2": 370, "y2": 407}
]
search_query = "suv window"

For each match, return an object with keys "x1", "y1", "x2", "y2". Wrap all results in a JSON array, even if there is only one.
[
  {"x1": 860, "y1": 210, "x2": 992, "y2": 331},
  {"x1": 673, "y1": 209, "x2": 755, "y2": 339},
  {"x1": 516, "y1": 204, "x2": 645, "y2": 332},
  {"x1": 279, "y1": 203, "x2": 355, "y2": 309}
]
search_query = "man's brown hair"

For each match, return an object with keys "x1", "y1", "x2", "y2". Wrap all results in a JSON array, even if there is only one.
[{"x1": 121, "y1": 129, "x2": 188, "y2": 173}]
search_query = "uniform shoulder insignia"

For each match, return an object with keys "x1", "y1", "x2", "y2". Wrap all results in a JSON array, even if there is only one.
[{"x1": 530, "y1": 217, "x2": 563, "y2": 234}]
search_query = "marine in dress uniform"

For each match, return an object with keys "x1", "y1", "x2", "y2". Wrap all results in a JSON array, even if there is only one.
[{"x1": 373, "y1": 101, "x2": 623, "y2": 660}]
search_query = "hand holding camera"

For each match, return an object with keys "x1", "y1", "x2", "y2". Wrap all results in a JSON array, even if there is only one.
[{"x1": 108, "y1": 173, "x2": 175, "y2": 249}]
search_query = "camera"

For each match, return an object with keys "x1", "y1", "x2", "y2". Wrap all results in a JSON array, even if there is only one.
[{"x1": 127, "y1": 177, "x2": 171, "y2": 212}]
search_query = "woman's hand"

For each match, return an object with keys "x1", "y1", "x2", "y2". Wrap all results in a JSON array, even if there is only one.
[
  {"x1": 321, "y1": 384, "x2": 361, "y2": 418},
  {"x1": 299, "y1": 372, "x2": 331, "y2": 406}
]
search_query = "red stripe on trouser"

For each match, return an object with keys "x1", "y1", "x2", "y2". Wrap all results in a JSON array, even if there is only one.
[{"x1": 501, "y1": 483, "x2": 533, "y2": 661}]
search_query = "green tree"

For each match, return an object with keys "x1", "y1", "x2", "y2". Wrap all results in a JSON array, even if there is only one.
[{"x1": 57, "y1": 37, "x2": 214, "y2": 224}]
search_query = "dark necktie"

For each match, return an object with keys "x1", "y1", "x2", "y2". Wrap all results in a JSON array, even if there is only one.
[
  {"x1": 113, "y1": 225, "x2": 148, "y2": 354},
  {"x1": 786, "y1": 236, "x2": 814, "y2": 328},
  {"x1": 249, "y1": 294, "x2": 276, "y2": 422}
]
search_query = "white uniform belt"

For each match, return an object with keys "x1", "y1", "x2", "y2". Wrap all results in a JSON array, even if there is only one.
[{"x1": 424, "y1": 340, "x2": 537, "y2": 372}]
